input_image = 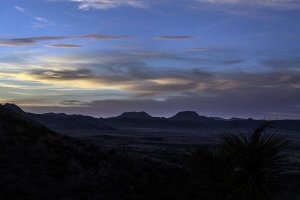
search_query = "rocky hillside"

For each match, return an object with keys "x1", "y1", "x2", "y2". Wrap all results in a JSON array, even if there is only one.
[{"x1": 0, "y1": 105, "x2": 192, "y2": 200}]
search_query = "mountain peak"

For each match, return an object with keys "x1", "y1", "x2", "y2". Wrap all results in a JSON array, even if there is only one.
[
  {"x1": 117, "y1": 111, "x2": 153, "y2": 119},
  {"x1": 170, "y1": 111, "x2": 207, "y2": 121},
  {"x1": 3, "y1": 103, "x2": 25, "y2": 114}
]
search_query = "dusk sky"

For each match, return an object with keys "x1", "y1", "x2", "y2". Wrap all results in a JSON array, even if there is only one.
[{"x1": 0, "y1": 0, "x2": 299, "y2": 118}]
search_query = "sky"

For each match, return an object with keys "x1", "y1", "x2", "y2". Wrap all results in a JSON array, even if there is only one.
[{"x1": 0, "y1": 0, "x2": 300, "y2": 119}]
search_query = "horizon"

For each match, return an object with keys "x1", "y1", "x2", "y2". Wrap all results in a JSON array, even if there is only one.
[
  {"x1": 1, "y1": 0, "x2": 300, "y2": 119},
  {"x1": 1, "y1": 103, "x2": 298, "y2": 120}
]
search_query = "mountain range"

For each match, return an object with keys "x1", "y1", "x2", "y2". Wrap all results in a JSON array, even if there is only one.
[
  {"x1": 0, "y1": 103, "x2": 192, "y2": 200},
  {"x1": 2, "y1": 103, "x2": 300, "y2": 134},
  {"x1": 0, "y1": 103, "x2": 299, "y2": 200}
]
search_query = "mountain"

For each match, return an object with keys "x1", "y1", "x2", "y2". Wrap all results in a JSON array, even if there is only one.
[
  {"x1": 0, "y1": 104, "x2": 194, "y2": 200},
  {"x1": 0, "y1": 104, "x2": 109, "y2": 199},
  {"x1": 28, "y1": 112, "x2": 113, "y2": 133},
  {"x1": 115, "y1": 111, "x2": 154, "y2": 120},
  {"x1": 2, "y1": 104, "x2": 113, "y2": 134},
  {"x1": 169, "y1": 111, "x2": 211, "y2": 122},
  {"x1": 3, "y1": 103, "x2": 26, "y2": 114},
  {"x1": 2, "y1": 104, "x2": 300, "y2": 133}
]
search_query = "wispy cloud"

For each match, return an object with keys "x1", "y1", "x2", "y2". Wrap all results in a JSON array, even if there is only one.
[
  {"x1": 32, "y1": 17, "x2": 55, "y2": 28},
  {"x1": 62, "y1": 0, "x2": 300, "y2": 10},
  {"x1": 0, "y1": 34, "x2": 131, "y2": 47},
  {"x1": 35, "y1": 17, "x2": 48, "y2": 23},
  {"x1": 80, "y1": 34, "x2": 131, "y2": 40},
  {"x1": 1, "y1": 48, "x2": 300, "y2": 118},
  {"x1": 21, "y1": 58, "x2": 300, "y2": 93},
  {"x1": 14, "y1": 5, "x2": 25, "y2": 12},
  {"x1": 195, "y1": 0, "x2": 300, "y2": 9},
  {"x1": 154, "y1": 35, "x2": 195, "y2": 40},
  {"x1": 30, "y1": 69, "x2": 93, "y2": 80},
  {"x1": 46, "y1": 44, "x2": 82, "y2": 48},
  {"x1": 14, "y1": 5, "x2": 54, "y2": 28},
  {"x1": 0, "y1": 37, "x2": 68, "y2": 47},
  {"x1": 68, "y1": 0, "x2": 147, "y2": 10},
  {"x1": 16, "y1": 66, "x2": 300, "y2": 118}
]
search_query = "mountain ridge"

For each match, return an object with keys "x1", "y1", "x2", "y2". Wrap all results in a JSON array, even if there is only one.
[
  {"x1": 114, "y1": 111, "x2": 154, "y2": 119},
  {"x1": 169, "y1": 111, "x2": 211, "y2": 122},
  {"x1": 2, "y1": 104, "x2": 300, "y2": 133}
]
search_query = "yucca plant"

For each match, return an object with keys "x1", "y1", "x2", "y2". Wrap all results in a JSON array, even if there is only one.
[{"x1": 222, "y1": 122, "x2": 289, "y2": 200}]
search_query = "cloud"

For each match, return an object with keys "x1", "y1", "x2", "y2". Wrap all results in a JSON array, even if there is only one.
[
  {"x1": 25, "y1": 68, "x2": 133, "y2": 89},
  {"x1": 30, "y1": 69, "x2": 93, "y2": 80},
  {"x1": 14, "y1": 5, "x2": 25, "y2": 12},
  {"x1": 188, "y1": 48, "x2": 210, "y2": 52},
  {"x1": 23, "y1": 85, "x2": 300, "y2": 119},
  {"x1": 80, "y1": 34, "x2": 131, "y2": 40},
  {"x1": 14, "y1": 5, "x2": 54, "y2": 28},
  {"x1": 127, "y1": 81, "x2": 199, "y2": 93},
  {"x1": 194, "y1": 0, "x2": 300, "y2": 9},
  {"x1": 61, "y1": 0, "x2": 300, "y2": 11},
  {"x1": 2, "y1": 46, "x2": 300, "y2": 119},
  {"x1": 22, "y1": 61, "x2": 300, "y2": 96},
  {"x1": 32, "y1": 17, "x2": 55, "y2": 28},
  {"x1": 0, "y1": 37, "x2": 68, "y2": 47},
  {"x1": 46, "y1": 44, "x2": 82, "y2": 48},
  {"x1": 0, "y1": 34, "x2": 130, "y2": 47},
  {"x1": 68, "y1": 0, "x2": 147, "y2": 10},
  {"x1": 60, "y1": 100, "x2": 90, "y2": 106},
  {"x1": 35, "y1": 17, "x2": 48, "y2": 23},
  {"x1": 0, "y1": 48, "x2": 246, "y2": 94},
  {"x1": 154, "y1": 35, "x2": 195, "y2": 40}
]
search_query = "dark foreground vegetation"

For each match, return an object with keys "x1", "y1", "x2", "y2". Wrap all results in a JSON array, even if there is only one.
[{"x1": 0, "y1": 105, "x2": 299, "y2": 200}]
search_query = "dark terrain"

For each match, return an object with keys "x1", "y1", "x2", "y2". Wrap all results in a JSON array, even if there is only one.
[
  {"x1": 1, "y1": 104, "x2": 300, "y2": 199},
  {"x1": 4, "y1": 103, "x2": 300, "y2": 155},
  {"x1": 0, "y1": 104, "x2": 192, "y2": 200}
]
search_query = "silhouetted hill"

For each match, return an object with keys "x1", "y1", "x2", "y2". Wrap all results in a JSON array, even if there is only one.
[
  {"x1": 28, "y1": 112, "x2": 114, "y2": 132},
  {"x1": 115, "y1": 111, "x2": 154, "y2": 120},
  {"x1": 2, "y1": 104, "x2": 113, "y2": 133},
  {"x1": 3, "y1": 103, "x2": 26, "y2": 115},
  {"x1": 169, "y1": 111, "x2": 212, "y2": 122},
  {"x1": 0, "y1": 105, "x2": 108, "y2": 199},
  {"x1": 0, "y1": 105, "x2": 194, "y2": 200}
]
